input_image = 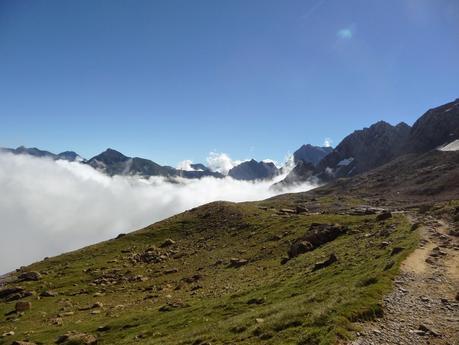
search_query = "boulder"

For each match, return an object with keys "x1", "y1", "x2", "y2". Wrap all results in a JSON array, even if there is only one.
[
  {"x1": 228, "y1": 258, "x2": 248, "y2": 268},
  {"x1": 15, "y1": 301, "x2": 31, "y2": 312},
  {"x1": 295, "y1": 205, "x2": 309, "y2": 214},
  {"x1": 0, "y1": 287, "x2": 33, "y2": 301},
  {"x1": 312, "y1": 253, "x2": 338, "y2": 271},
  {"x1": 160, "y1": 239, "x2": 175, "y2": 247},
  {"x1": 17, "y1": 271, "x2": 41, "y2": 282},
  {"x1": 376, "y1": 211, "x2": 392, "y2": 221},
  {"x1": 40, "y1": 290, "x2": 58, "y2": 297},
  {"x1": 390, "y1": 247, "x2": 404, "y2": 256},
  {"x1": 288, "y1": 241, "x2": 314, "y2": 259},
  {"x1": 56, "y1": 332, "x2": 97, "y2": 344},
  {"x1": 288, "y1": 224, "x2": 347, "y2": 259}
]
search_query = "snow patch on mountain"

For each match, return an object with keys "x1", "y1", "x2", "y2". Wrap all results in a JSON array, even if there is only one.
[{"x1": 439, "y1": 139, "x2": 459, "y2": 152}]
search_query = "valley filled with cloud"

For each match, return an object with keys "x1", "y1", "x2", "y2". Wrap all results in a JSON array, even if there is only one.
[{"x1": 0, "y1": 152, "x2": 317, "y2": 274}]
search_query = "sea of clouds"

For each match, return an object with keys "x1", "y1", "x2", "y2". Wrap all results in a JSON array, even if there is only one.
[{"x1": 0, "y1": 152, "x2": 317, "y2": 274}]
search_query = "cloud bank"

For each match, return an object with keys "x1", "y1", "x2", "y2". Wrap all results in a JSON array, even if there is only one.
[{"x1": 0, "y1": 153, "x2": 317, "y2": 274}]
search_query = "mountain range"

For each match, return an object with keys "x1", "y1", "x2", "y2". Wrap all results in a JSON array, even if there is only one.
[
  {"x1": 2, "y1": 98, "x2": 459, "y2": 186},
  {"x1": 278, "y1": 98, "x2": 459, "y2": 186}
]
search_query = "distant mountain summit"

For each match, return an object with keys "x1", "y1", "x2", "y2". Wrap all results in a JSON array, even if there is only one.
[
  {"x1": 86, "y1": 148, "x2": 223, "y2": 179},
  {"x1": 1, "y1": 146, "x2": 83, "y2": 162},
  {"x1": 228, "y1": 159, "x2": 279, "y2": 181},
  {"x1": 315, "y1": 120, "x2": 411, "y2": 179},
  {"x1": 293, "y1": 144, "x2": 333, "y2": 166}
]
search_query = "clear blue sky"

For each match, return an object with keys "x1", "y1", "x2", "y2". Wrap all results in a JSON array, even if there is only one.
[{"x1": 1, "y1": 0, "x2": 458, "y2": 165}]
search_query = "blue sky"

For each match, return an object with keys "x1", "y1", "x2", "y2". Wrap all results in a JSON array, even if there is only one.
[{"x1": 0, "y1": 0, "x2": 458, "y2": 165}]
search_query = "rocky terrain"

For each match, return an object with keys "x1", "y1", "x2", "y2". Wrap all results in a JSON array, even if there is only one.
[{"x1": 349, "y1": 212, "x2": 459, "y2": 345}]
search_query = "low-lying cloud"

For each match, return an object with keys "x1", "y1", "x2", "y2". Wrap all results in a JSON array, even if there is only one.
[{"x1": 0, "y1": 153, "x2": 317, "y2": 274}]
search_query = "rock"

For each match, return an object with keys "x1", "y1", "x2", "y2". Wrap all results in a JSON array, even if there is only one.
[
  {"x1": 92, "y1": 302, "x2": 103, "y2": 309},
  {"x1": 288, "y1": 223, "x2": 347, "y2": 259},
  {"x1": 15, "y1": 301, "x2": 31, "y2": 312},
  {"x1": 97, "y1": 325, "x2": 111, "y2": 332},
  {"x1": 0, "y1": 287, "x2": 33, "y2": 301},
  {"x1": 312, "y1": 253, "x2": 338, "y2": 271},
  {"x1": 132, "y1": 246, "x2": 165, "y2": 264},
  {"x1": 410, "y1": 223, "x2": 421, "y2": 231},
  {"x1": 418, "y1": 324, "x2": 441, "y2": 337},
  {"x1": 12, "y1": 341, "x2": 37, "y2": 345},
  {"x1": 1, "y1": 331, "x2": 14, "y2": 337},
  {"x1": 40, "y1": 290, "x2": 58, "y2": 297},
  {"x1": 50, "y1": 317, "x2": 63, "y2": 326},
  {"x1": 17, "y1": 271, "x2": 41, "y2": 281},
  {"x1": 228, "y1": 258, "x2": 248, "y2": 268},
  {"x1": 455, "y1": 292, "x2": 459, "y2": 301},
  {"x1": 288, "y1": 241, "x2": 314, "y2": 259},
  {"x1": 295, "y1": 205, "x2": 309, "y2": 214},
  {"x1": 115, "y1": 233, "x2": 126, "y2": 239},
  {"x1": 419, "y1": 296, "x2": 430, "y2": 302},
  {"x1": 390, "y1": 247, "x2": 404, "y2": 256},
  {"x1": 255, "y1": 318, "x2": 264, "y2": 324},
  {"x1": 376, "y1": 211, "x2": 392, "y2": 221},
  {"x1": 56, "y1": 332, "x2": 97, "y2": 344},
  {"x1": 247, "y1": 297, "x2": 265, "y2": 305},
  {"x1": 160, "y1": 239, "x2": 175, "y2": 247},
  {"x1": 280, "y1": 257, "x2": 289, "y2": 265},
  {"x1": 182, "y1": 274, "x2": 202, "y2": 284},
  {"x1": 279, "y1": 208, "x2": 296, "y2": 215},
  {"x1": 164, "y1": 268, "x2": 178, "y2": 275},
  {"x1": 379, "y1": 241, "x2": 390, "y2": 248}
]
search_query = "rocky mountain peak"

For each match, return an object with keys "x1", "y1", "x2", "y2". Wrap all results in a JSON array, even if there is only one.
[
  {"x1": 228, "y1": 159, "x2": 279, "y2": 181},
  {"x1": 293, "y1": 144, "x2": 333, "y2": 166}
]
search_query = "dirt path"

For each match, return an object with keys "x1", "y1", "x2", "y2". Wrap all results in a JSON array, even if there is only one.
[{"x1": 350, "y1": 214, "x2": 459, "y2": 345}]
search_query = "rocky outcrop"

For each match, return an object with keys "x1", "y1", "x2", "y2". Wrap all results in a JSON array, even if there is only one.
[
  {"x1": 56, "y1": 332, "x2": 97, "y2": 344},
  {"x1": 17, "y1": 271, "x2": 41, "y2": 282},
  {"x1": 288, "y1": 224, "x2": 347, "y2": 259}
]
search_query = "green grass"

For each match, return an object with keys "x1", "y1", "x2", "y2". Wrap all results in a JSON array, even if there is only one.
[{"x1": 0, "y1": 198, "x2": 418, "y2": 345}]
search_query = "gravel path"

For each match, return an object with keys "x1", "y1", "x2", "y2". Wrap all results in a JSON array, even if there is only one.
[{"x1": 349, "y1": 215, "x2": 459, "y2": 345}]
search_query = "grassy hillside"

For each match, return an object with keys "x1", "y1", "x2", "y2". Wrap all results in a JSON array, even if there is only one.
[{"x1": 0, "y1": 196, "x2": 418, "y2": 345}]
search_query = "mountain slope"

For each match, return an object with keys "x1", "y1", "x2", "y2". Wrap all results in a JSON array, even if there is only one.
[
  {"x1": 315, "y1": 121, "x2": 411, "y2": 179},
  {"x1": 312, "y1": 150, "x2": 459, "y2": 204},
  {"x1": 0, "y1": 200, "x2": 417, "y2": 345},
  {"x1": 405, "y1": 98, "x2": 459, "y2": 153}
]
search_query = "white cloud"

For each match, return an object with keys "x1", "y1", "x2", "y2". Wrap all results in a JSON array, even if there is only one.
[
  {"x1": 324, "y1": 137, "x2": 333, "y2": 147},
  {"x1": 0, "y1": 152, "x2": 317, "y2": 274},
  {"x1": 206, "y1": 152, "x2": 245, "y2": 175},
  {"x1": 176, "y1": 160, "x2": 197, "y2": 171},
  {"x1": 337, "y1": 28, "x2": 353, "y2": 39}
]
